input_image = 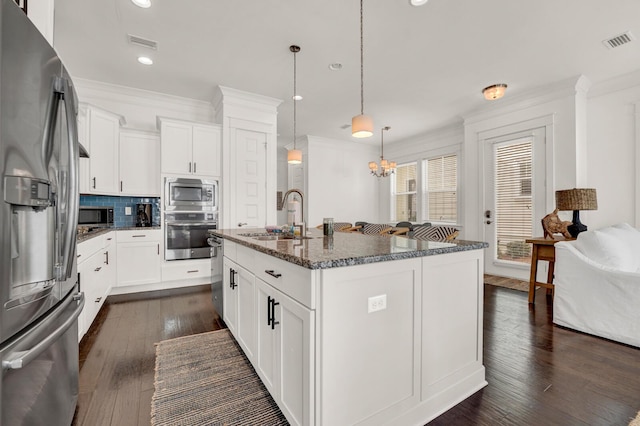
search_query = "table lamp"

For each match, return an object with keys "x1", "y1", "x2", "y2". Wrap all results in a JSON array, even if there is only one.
[{"x1": 555, "y1": 188, "x2": 598, "y2": 238}]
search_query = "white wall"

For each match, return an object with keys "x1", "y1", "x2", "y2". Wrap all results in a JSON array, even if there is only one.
[
  {"x1": 587, "y1": 71, "x2": 640, "y2": 228},
  {"x1": 290, "y1": 135, "x2": 379, "y2": 227}
]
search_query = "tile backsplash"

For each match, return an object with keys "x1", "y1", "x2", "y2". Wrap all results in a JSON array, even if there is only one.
[{"x1": 80, "y1": 195, "x2": 161, "y2": 228}]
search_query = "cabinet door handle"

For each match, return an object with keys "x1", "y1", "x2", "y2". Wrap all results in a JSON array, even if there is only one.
[
  {"x1": 265, "y1": 270, "x2": 282, "y2": 279},
  {"x1": 194, "y1": 162, "x2": 197, "y2": 173},
  {"x1": 157, "y1": 244, "x2": 160, "y2": 255},
  {"x1": 120, "y1": 181, "x2": 123, "y2": 192},
  {"x1": 189, "y1": 162, "x2": 192, "y2": 173},
  {"x1": 270, "y1": 297, "x2": 280, "y2": 330},
  {"x1": 105, "y1": 251, "x2": 109, "y2": 265},
  {"x1": 94, "y1": 266, "x2": 102, "y2": 272},
  {"x1": 267, "y1": 295, "x2": 273, "y2": 326},
  {"x1": 92, "y1": 177, "x2": 96, "y2": 188},
  {"x1": 229, "y1": 268, "x2": 237, "y2": 289}
]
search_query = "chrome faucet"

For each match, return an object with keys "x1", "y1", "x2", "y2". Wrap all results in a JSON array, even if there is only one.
[{"x1": 282, "y1": 188, "x2": 305, "y2": 237}]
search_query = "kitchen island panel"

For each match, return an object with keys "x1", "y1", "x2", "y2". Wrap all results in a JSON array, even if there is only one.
[{"x1": 318, "y1": 258, "x2": 422, "y2": 425}]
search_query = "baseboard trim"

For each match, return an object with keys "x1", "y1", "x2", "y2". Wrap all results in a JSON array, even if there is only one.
[{"x1": 106, "y1": 284, "x2": 211, "y2": 304}]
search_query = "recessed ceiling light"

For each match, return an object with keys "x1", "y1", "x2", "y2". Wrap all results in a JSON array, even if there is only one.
[
  {"x1": 292, "y1": 95, "x2": 303, "y2": 101},
  {"x1": 410, "y1": 0, "x2": 428, "y2": 5},
  {"x1": 132, "y1": 0, "x2": 151, "y2": 8},
  {"x1": 137, "y1": 56, "x2": 153, "y2": 65},
  {"x1": 328, "y1": 63, "x2": 342, "y2": 71}
]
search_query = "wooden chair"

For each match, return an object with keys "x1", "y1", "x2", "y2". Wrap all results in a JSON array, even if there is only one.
[{"x1": 411, "y1": 225, "x2": 459, "y2": 241}]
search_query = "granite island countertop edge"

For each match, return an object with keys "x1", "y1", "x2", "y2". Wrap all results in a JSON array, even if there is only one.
[{"x1": 211, "y1": 229, "x2": 488, "y2": 270}]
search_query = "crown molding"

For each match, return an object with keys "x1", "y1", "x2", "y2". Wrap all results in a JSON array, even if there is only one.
[{"x1": 588, "y1": 69, "x2": 640, "y2": 99}]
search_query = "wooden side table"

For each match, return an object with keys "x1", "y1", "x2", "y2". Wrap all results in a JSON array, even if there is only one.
[{"x1": 525, "y1": 237, "x2": 574, "y2": 304}]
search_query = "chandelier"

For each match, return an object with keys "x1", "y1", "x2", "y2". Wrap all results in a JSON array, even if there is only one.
[
  {"x1": 351, "y1": 0, "x2": 373, "y2": 138},
  {"x1": 369, "y1": 126, "x2": 396, "y2": 177},
  {"x1": 287, "y1": 45, "x2": 302, "y2": 164}
]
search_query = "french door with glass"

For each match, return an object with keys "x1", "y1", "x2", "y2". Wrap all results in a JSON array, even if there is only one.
[{"x1": 483, "y1": 127, "x2": 546, "y2": 279}]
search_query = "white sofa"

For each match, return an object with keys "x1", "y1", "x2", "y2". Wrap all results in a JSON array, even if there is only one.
[{"x1": 554, "y1": 223, "x2": 640, "y2": 348}]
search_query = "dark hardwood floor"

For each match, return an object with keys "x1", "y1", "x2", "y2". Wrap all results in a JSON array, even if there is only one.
[
  {"x1": 72, "y1": 286, "x2": 223, "y2": 426},
  {"x1": 73, "y1": 285, "x2": 640, "y2": 426}
]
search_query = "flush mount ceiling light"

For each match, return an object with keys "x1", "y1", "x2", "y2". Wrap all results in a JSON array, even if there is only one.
[
  {"x1": 483, "y1": 83, "x2": 508, "y2": 100},
  {"x1": 410, "y1": 0, "x2": 429, "y2": 5},
  {"x1": 137, "y1": 56, "x2": 153, "y2": 65},
  {"x1": 369, "y1": 126, "x2": 396, "y2": 177},
  {"x1": 352, "y1": 0, "x2": 373, "y2": 138},
  {"x1": 131, "y1": 0, "x2": 151, "y2": 8},
  {"x1": 287, "y1": 45, "x2": 303, "y2": 165}
]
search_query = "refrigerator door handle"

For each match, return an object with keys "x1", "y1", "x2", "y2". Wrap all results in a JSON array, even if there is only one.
[
  {"x1": 2, "y1": 292, "x2": 85, "y2": 371},
  {"x1": 58, "y1": 76, "x2": 80, "y2": 279}
]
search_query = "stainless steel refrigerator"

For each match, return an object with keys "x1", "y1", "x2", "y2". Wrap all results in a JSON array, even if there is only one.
[{"x1": 0, "y1": 0, "x2": 85, "y2": 424}]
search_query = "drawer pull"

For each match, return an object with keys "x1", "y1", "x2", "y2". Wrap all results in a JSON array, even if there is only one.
[
  {"x1": 95, "y1": 297, "x2": 101, "y2": 303},
  {"x1": 187, "y1": 270, "x2": 199, "y2": 273},
  {"x1": 77, "y1": 254, "x2": 81, "y2": 258},
  {"x1": 265, "y1": 270, "x2": 282, "y2": 278},
  {"x1": 132, "y1": 235, "x2": 146, "y2": 238},
  {"x1": 94, "y1": 266, "x2": 102, "y2": 272}
]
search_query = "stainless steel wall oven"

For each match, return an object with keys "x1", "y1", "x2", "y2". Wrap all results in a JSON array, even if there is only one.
[{"x1": 165, "y1": 211, "x2": 217, "y2": 260}]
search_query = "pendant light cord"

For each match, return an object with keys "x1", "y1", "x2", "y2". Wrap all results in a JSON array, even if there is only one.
[
  {"x1": 293, "y1": 49, "x2": 297, "y2": 149},
  {"x1": 360, "y1": 0, "x2": 365, "y2": 116}
]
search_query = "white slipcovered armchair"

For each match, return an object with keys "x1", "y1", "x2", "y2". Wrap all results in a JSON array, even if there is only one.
[{"x1": 553, "y1": 223, "x2": 640, "y2": 348}]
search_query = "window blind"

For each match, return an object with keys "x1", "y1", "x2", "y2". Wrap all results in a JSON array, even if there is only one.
[
  {"x1": 393, "y1": 163, "x2": 417, "y2": 221},
  {"x1": 422, "y1": 154, "x2": 457, "y2": 223},
  {"x1": 495, "y1": 141, "x2": 532, "y2": 262}
]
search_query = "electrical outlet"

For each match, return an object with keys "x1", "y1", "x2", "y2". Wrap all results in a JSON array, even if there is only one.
[
  {"x1": 125, "y1": 206, "x2": 132, "y2": 215},
  {"x1": 368, "y1": 294, "x2": 387, "y2": 313}
]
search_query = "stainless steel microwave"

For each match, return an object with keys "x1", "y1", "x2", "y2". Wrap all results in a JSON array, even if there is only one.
[
  {"x1": 165, "y1": 177, "x2": 217, "y2": 211},
  {"x1": 78, "y1": 206, "x2": 114, "y2": 227}
]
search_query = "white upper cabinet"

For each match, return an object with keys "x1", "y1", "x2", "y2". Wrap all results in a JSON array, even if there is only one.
[
  {"x1": 24, "y1": 0, "x2": 55, "y2": 45},
  {"x1": 119, "y1": 129, "x2": 160, "y2": 196},
  {"x1": 78, "y1": 104, "x2": 125, "y2": 195},
  {"x1": 158, "y1": 117, "x2": 221, "y2": 177}
]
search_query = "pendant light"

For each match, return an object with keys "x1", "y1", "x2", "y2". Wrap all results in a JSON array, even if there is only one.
[
  {"x1": 352, "y1": 0, "x2": 373, "y2": 138},
  {"x1": 287, "y1": 45, "x2": 302, "y2": 164},
  {"x1": 369, "y1": 126, "x2": 396, "y2": 177}
]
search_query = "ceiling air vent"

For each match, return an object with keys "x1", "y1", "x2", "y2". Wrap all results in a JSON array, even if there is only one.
[
  {"x1": 127, "y1": 34, "x2": 158, "y2": 50},
  {"x1": 602, "y1": 31, "x2": 635, "y2": 49}
]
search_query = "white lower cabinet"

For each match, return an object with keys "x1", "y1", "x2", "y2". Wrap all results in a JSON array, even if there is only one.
[
  {"x1": 116, "y1": 230, "x2": 161, "y2": 287},
  {"x1": 224, "y1": 244, "x2": 314, "y2": 426},
  {"x1": 78, "y1": 231, "x2": 114, "y2": 340},
  {"x1": 223, "y1": 257, "x2": 257, "y2": 359},
  {"x1": 255, "y1": 278, "x2": 314, "y2": 426}
]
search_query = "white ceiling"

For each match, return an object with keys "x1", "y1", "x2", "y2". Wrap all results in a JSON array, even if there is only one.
[{"x1": 53, "y1": 0, "x2": 640, "y2": 146}]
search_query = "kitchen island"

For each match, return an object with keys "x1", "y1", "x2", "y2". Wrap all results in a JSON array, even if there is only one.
[{"x1": 212, "y1": 228, "x2": 488, "y2": 426}]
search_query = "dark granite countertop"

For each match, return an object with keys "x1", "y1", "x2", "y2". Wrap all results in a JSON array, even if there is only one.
[
  {"x1": 211, "y1": 228, "x2": 488, "y2": 270},
  {"x1": 77, "y1": 226, "x2": 161, "y2": 243}
]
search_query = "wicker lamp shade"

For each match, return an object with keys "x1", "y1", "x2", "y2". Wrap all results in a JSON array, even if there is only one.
[{"x1": 555, "y1": 188, "x2": 598, "y2": 211}]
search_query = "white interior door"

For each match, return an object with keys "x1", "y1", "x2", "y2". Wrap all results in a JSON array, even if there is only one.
[
  {"x1": 233, "y1": 128, "x2": 267, "y2": 228},
  {"x1": 483, "y1": 128, "x2": 546, "y2": 279}
]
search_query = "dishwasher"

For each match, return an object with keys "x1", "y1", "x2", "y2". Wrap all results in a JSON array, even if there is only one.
[{"x1": 207, "y1": 233, "x2": 224, "y2": 318}]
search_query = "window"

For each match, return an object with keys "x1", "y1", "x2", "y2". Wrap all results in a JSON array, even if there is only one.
[
  {"x1": 422, "y1": 154, "x2": 457, "y2": 223},
  {"x1": 392, "y1": 163, "x2": 417, "y2": 222}
]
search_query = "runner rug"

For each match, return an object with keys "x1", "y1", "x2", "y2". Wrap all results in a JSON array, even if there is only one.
[{"x1": 151, "y1": 328, "x2": 288, "y2": 425}]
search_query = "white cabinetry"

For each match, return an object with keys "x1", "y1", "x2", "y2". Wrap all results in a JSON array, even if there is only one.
[
  {"x1": 78, "y1": 104, "x2": 125, "y2": 195},
  {"x1": 161, "y1": 258, "x2": 211, "y2": 283},
  {"x1": 24, "y1": 0, "x2": 55, "y2": 45},
  {"x1": 116, "y1": 230, "x2": 161, "y2": 287},
  {"x1": 158, "y1": 117, "x2": 221, "y2": 177},
  {"x1": 223, "y1": 241, "x2": 313, "y2": 426},
  {"x1": 119, "y1": 129, "x2": 160, "y2": 196},
  {"x1": 255, "y1": 278, "x2": 313, "y2": 426},
  {"x1": 77, "y1": 231, "x2": 115, "y2": 340}
]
